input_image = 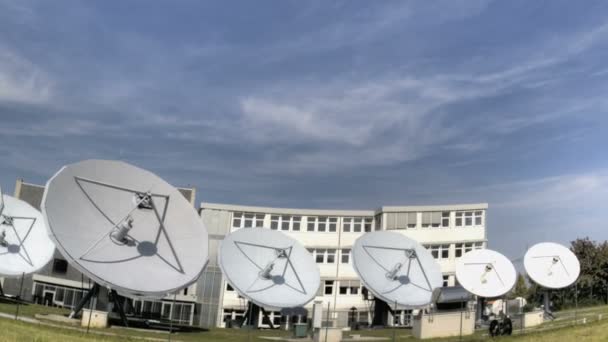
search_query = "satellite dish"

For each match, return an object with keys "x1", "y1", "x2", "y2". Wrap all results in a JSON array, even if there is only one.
[
  {"x1": 524, "y1": 242, "x2": 580, "y2": 289},
  {"x1": 0, "y1": 191, "x2": 55, "y2": 277},
  {"x1": 352, "y1": 231, "x2": 443, "y2": 308},
  {"x1": 218, "y1": 228, "x2": 320, "y2": 309},
  {"x1": 42, "y1": 159, "x2": 209, "y2": 297},
  {"x1": 456, "y1": 249, "x2": 516, "y2": 298}
]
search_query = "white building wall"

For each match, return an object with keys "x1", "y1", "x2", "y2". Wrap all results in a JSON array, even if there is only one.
[{"x1": 202, "y1": 202, "x2": 487, "y2": 328}]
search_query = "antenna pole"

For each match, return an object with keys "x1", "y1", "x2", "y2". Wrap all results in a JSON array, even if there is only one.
[
  {"x1": 459, "y1": 296, "x2": 464, "y2": 342},
  {"x1": 168, "y1": 291, "x2": 176, "y2": 342},
  {"x1": 392, "y1": 299, "x2": 397, "y2": 342},
  {"x1": 69, "y1": 282, "x2": 100, "y2": 319},
  {"x1": 14, "y1": 272, "x2": 25, "y2": 320},
  {"x1": 574, "y1": 281, "x2": 578, "y2": 325},
  {"x1": 86, "y1": 281, "x2": 97, "y2": 334},
  {"x1": 324, "y1": 301, "x2": 330, "y2": 342}
]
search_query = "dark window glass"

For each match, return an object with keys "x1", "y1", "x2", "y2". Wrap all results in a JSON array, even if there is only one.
[{"x1": 52, "y1": 259, "x2": 68, "y2": 274}]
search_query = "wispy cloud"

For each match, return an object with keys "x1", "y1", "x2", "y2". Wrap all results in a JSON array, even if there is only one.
[{"x1": 0, "y1": 46, "x2": 53, "y2": 104}]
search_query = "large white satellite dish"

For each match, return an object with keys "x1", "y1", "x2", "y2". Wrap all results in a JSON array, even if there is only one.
[
  {"x1": 218, "y1": 228, "x2": 320, "y2": 309},
  {"x1": 0, "y1": 190, "x2": 55, "y2": 277},
  {"x1": 352, "y1": 231, "x2": 443, "y2": 308},
  {"x1": 456, "y1": 249, "x2": 516, "y2": 298},
  {"x1": 524, "y1": 242, "x2": 580, "y2": 289},
  {"x1": 42, "y1": 160, "x2": 209, "y2": 297}
]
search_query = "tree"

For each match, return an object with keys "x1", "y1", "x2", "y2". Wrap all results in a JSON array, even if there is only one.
[{"x1": 509, "y1": 273, "x2": 528, "y2": 299}]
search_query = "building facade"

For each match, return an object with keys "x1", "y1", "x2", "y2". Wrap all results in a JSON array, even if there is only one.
[
  {"x1": 1, "y1": 178, "x2": 487, "y2": 329},
  {"x1": 199, "y1": 202, "x2": 487, "y2": 328}
]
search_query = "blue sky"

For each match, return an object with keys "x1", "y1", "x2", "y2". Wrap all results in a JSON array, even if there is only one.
[{"x1": 1, "y1": 0, "x2": 608, "y2": 260}]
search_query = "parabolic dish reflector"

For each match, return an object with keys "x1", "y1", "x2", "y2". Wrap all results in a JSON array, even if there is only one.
[
  {"x1": 218, "y1": 228, "x2": 320, "y2": 309},
  {"x1": 456, "y1": 249, "x2": 516, "y2": 298},
  {"x1": 524, "y1": 242, "x2": 580, "y2": 289},
  {"x1": 42, "y1": 160, "x2": 209, "y2": 296},
  {"x1": 352, "y1": 231, "x2": 443, "y2": 308},
  {"x1": 0, "y1": 195, "x2": 55, "y2": 277}
]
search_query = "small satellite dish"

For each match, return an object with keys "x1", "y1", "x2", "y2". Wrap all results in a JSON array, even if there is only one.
[
  {"x1": 42, "y1": 160, "x2": 209, "y2": 296},
  {"x1": 218, "y1": 228, "x2": 320, "y2": 309},
  {"x1": 352, "y1": 231, "x2": 443, "y2": 308},
  {"x1": 0, "y1": 189, "x2": 55, "y2": 277},
  {"x1": 524, "y1": 242, "x2": 580, "y2": 289},
  {"x1": 456, "y1": 249, "x2": 516, "y2": 298}
]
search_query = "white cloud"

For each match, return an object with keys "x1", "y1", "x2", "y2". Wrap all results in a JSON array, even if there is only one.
[
  {"x1": 495, "y1": 172, "x2": 608, "y2": 211},
  {"x1": 0, "y1": 47, "x2": 53, "y2": 104}
]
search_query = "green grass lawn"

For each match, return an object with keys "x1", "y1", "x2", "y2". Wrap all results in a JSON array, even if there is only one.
[{"x1": 1, "y1": 302, "x2": 608, "y2": 341}]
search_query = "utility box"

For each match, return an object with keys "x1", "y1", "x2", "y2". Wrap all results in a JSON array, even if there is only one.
[
  {"x1": 81, "y1": 309, "x2": 108, "y2": 329},
  {"x1": 312, "y1": 300, "x2": 323, "y2": 328},
  {"x1": 412, "y1": 311, "x2": 475, "y2": 339},
  {"x1": 293, "y1": 323, "x2": 308, "y2": 338},
  {"x1": 523, "y1": 311, "x2": 544, "y2": 328},
  {"x1": 313, "y1": 327, "x2": 342, "y2": 342}
]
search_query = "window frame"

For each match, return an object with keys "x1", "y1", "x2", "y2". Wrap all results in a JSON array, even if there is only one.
[
  {"x1": 324, "y1": 280, "x2": 334, "y2": 295},
  {"x1": 233, "y1": 212, "x2": 265, "y2": 229},
  {"x1": 341, "y1": 249, "x2": 350, "y2": 264}
]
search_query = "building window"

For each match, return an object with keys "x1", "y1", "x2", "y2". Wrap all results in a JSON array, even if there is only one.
[
  {"x1": 327, "y1": 249, "x2": 336, "y2": 263},
  {"x1": 339, "y1": 285, "x2": 348, "y2": 295},
  {"x1": 343, "y1": 218, "x2": 352, "y2": 232},
  {"x1": 233, "y1": 212, "x2": 264, "y2": 229},
  {"x1": 318, "y1": 216, "x2": 327, "y2": 232},
  {"x1": 428, "y1": 245, "x2": 450, "y2": 260},
  {"x1": 364, "y1": 218, "x2": 373, "y2": 232},
  {"x1": 344, "y1": 217, "x2": 372, "y2": 232},
  {"x1": 474, "y1": 211, "x2": 483, "y2": 225},
  {"x1": 341, "y1": 249, "x2": 350, "y2": 264},
  {"x1": 455, "y1": 211, "x2": 483, "y2": 227},
  {"x1": 226, "y1": 283, "x2": 234, "y2": 291},
  {"x1": 375, "y1": 214, "x2": 382, "y2": 231},
  {"x1": 386, "y1": 212, "x2": 417, "y2": 229},
  {"x1": 270, "y1": 215, "x2": 302, "y2": 231},
  {"x1": 353, "y1": 218, "x2": 363, "y2": 232},
  {"x1": 52, "y1": 259, "x2": 68, "y2": 274},
  {"x1": 307, "y1": 217, "x2": 316, "y2": 231},
  {"x1": 183, "y1": 287, "x2": 188, "y2": 296},
  {"x1": 456, "y1": 242, "x2": 484, "y2": 256},
  {"x1": 324, "y1": 281, "x2": 334, "y2": 295},
  {"x1": 443, "y1": 275, "x2": 450, "y2": 287},
  {"x1": 465, "y1": 212, "x2": 473, "y2": 226},
  {"x1": 441, "y1": 244, "x2": 449, "y2": 259},
  {"x1": 312, "y1": 249, "x2": 337, "y2": 264},
  {"x1": 233, "y1": 213, "x2": 242, "y2": 228},
  {"x1": 329, "y1": 217, "x2": 337, "y2": 232},
  {"x1": 307, "y1": 217, "x2": 338, "y2": 232},
  {"x1": 271, "y1": 215, "x2": 279, "y2": 230},
  {"x1": 338, "y1": 280, "x2": 360, "y2": 295},
  {"x1": 455, "y1": 243, "x2": 464, "y2": 258},
  {"x1": 281, "y1": 215, "x2": 290, "y2": 230},
  {"x1": 421, "y1": 212, "x2": 442, "y2": 228},
  {"x1": 441, "y1": 212, "x2": 450, "y2": 228},
  {"x1": 315, "y1": 249, "x2": 326, "y2": 263}
]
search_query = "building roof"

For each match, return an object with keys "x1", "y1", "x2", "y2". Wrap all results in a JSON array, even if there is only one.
[{"x1": 201, "y1": 202, "x2": 489, "y2": 215}]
